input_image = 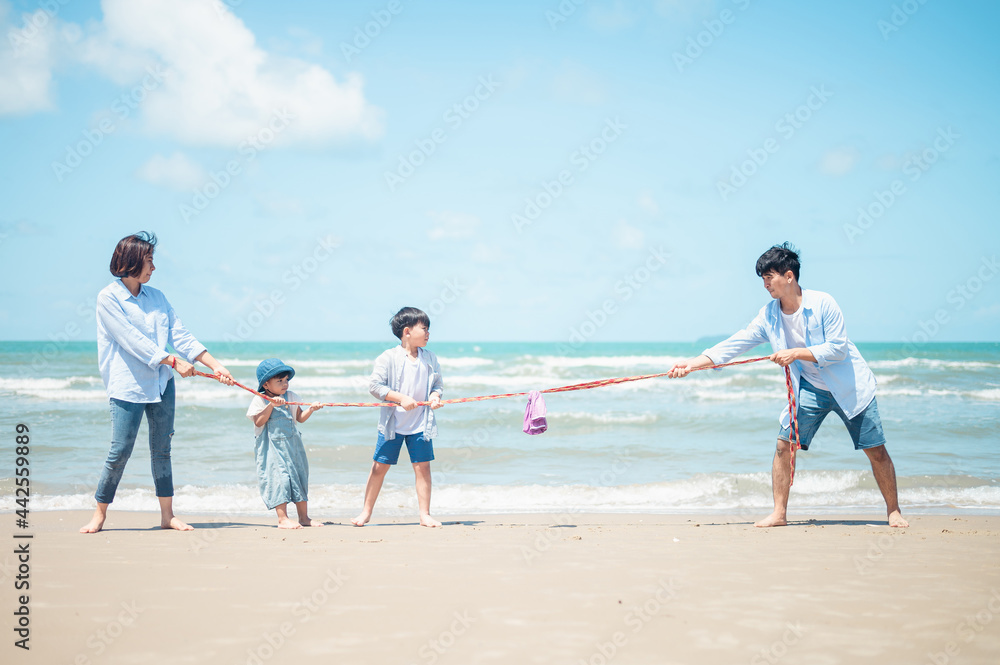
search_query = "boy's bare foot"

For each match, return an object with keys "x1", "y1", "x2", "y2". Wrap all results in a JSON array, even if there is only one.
[
  {"x1": 79, "y1": 510, "x2": 106, "y2": 534},
  {"x1": 299, "y1": 518, "x2": 325, "y2": 527},
  {"x1": 754, "y1": 512, "x2": 787, "y2": 528},
  {"x1": 277, "y1": 517, "x2": 302, "y2": 529},
  {"x1": 161, "y1": 516, "x2": 194, "y2": 531},
  {"x1": 420, "y1": 515, "x2": 442, "y2": 528},
  {"x1": 351, "y1": 512, "x2": 371, "y2": 527},
  {"x1": 888, "y1": 511, "x2": 909, "y2": 528}
]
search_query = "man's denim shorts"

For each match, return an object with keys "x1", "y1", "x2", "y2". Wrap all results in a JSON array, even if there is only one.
[
  {"x1": 374, "y1": 431, "x2": 434, "y2": 465},
  {"x1": 778, "y1": 378, "x2": 886, "y2": 451}
]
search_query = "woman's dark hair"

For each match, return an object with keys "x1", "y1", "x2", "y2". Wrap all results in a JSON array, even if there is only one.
[
  {"x1": 755, "y1": 242, "x2": 800, "y2": 281},
  {"x1": 110, "y1": 232, "x2": 157, "y2": 278},
  {"x1": 390, "y1": 307, "x2": 430, "y2": 339}
]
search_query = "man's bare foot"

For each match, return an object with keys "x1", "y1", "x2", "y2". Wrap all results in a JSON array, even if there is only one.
[
  {"x1": 754, "y1": 512, "x2": 787, "y2": 528},
  {"x1": 420, "y1": 515, "x2": 442, "y2": 528},
  {"x1": 350, "y1": 512, "x2": 371, "y2": 527},
  {"x1": 161, "y1": 516, "x2": 194, "y2": 531},
  {"x1": 299, "y1": 518, "x2": 324, "y2": 527},
  {"x1": 79, "y1": 511, "x2": 106, "y2": 534},
  {"x1": 888, "y1": 511, "x2": 909, "y2": 528},
  {"x1": 277, "y1": 517, "x2": 302, "y2": 529}
]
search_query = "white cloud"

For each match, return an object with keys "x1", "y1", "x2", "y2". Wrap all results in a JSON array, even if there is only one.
[
  {"x1": 971, "y1": 302, "x2": 1000, "y2": 321},
  {"x1": 586, "y1": 1, "x2": 636, "y2": 32},
  {"x1": 254, "y1": 193, "x2": 306, "y2": 218},
  {"x1": 613, "y1": 219, "x2": 645, "y2": 250},
  {"x1": 0, "y1": 219, "x2": 44, "y2": 237},
  {"x1": 2, "y1": 0, "x2": 383, "y2": 145},
  {"x1": 819, "y1": 147, "x2": 861, "y2": 176},
  {"x1": 638, "y1": 191, "x2": 659, "y2": 215},
  {"x1": 136, "y1": 152, "x2": 206, "y2": 191},
  {"x1": 471, "y1": 242, "x2": 506, "y2": 264},
  {"x1": 285, "y1": 26, "x2": 324, "y2": 58},
  {"x1": 71, "y1": 20, "x2": 158, "y2": 86},
  {"x1": 876, "y1": 154, "x2": 900, "y2": 171},
  {"x1": 427, "y1": 211, "x2": 481, "y2": 241},
  {"x1": 552, "y1": 60, "x2": 606, "y2": 106},
  {"x1": 0, "y1": 5, "x2": 60, "y2": 115},
  {"x1": 87, "y1": 0, "x2": 383, "y2": 147},
  {"x1": 654, "y1": 0, "x2": 716, "y2": 19}
]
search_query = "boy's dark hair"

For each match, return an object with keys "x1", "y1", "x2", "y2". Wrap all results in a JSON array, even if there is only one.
[
  {"x1": 755, "y1": 242, "x2": 800, "y2": 281},
  {"x1": 110, "y1": 231, "x2": 157, "y2": 278},
  {"x1": 391, "y1": 307, "x2": 430, "y2": 339}
]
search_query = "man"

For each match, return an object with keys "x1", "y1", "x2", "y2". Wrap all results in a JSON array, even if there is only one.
[{"x1": 668, "y1": 243, "x2": 908, "y2": 528}]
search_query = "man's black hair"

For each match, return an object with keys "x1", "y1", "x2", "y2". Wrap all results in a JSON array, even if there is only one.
[
  {"x1": 755, "y1": 242, "x2": 801, "y2": 281},
  {"x1": 390, "y1": 307, "x2": 430, "y2": 339}
]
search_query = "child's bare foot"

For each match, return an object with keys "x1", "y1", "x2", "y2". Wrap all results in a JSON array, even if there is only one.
[
  {"x1": 420, "y1": 514, "x2": 442, "y2": 528},
  {"x1": 888, "y1": 511, "x2": 909, "y2": 528},
  {"x1": 277, "y1": 517, "x2": 302, "y2": 529},
  {"x1": 299, "y1": 518, "x2": 324, "y2": 527},
  {"x1": 754, "y1": 512, "x2": 787, "y2": 528},
  {"x1": 79, "y1": 510, "x2": 106, "y2": 534},
  {"x1": 161, "y1": 516, "x2": 194, "y2": 531},
  {"x1": 351, "y1": 512, "x2": 371, "y2": 527}
]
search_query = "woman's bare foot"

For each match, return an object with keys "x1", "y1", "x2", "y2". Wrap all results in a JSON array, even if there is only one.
[
  {"x1": 299, "y1": 518, "x2": 324, "y2": 527},
  {"x1": 161, "y1": 516, "x2": 194, "y2": 531},
  {"x1": 277, "y1": 516, "x2": 302, "y2": 529},
  {"x1": 157, "y1": 497, "x2": 192, "y2": 531},
  {"x1": 888, "y1": 511, "x2": 909, "y2": 528},
  {"x1": 754, "y1": 511, "x2": 787, "y2": 528},
  {"x1": 351, "y1": 512, "x2": 371, "y2": 527},
  {"x1": 79, "y1": 508, "x2": 107, "y2": 534},
  {"x1": 420, "y1": 514, "x2": 442, "y2": 528}
]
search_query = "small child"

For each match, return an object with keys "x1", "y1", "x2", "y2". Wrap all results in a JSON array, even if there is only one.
[
  {"x1": 246, "y1": 358, "x2": 324, "y2": 529},
  {"x1": 352, "y1": 307, "x2": 445, "y2": 528}
]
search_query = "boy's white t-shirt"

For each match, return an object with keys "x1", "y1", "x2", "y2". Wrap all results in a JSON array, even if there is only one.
[
  {"x1": 394, "y1": 354, "x2": 429, "y2": 435},
  {"x1": 779, "y1": 307, "x2": 829, "y2": 390},
  {"x1": 246, "y1": 389, "x2": 301, "y2": 438}
]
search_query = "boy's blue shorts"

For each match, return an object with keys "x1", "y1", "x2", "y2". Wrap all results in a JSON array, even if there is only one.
[
  {"x1": 374, "y1": 431, "x2": 434, "y2": 465},
  {"x1": 778, "y1": 378, "x2": 886, "y2": 451}
]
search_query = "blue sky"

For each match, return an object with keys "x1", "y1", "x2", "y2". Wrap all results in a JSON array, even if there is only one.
[{"x1": 1, "y1": 0, "x2": 998, "y2": 344}]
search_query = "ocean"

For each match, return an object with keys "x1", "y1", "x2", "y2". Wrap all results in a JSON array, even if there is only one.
[{"x1": 2, "y1": 341, "x2": 998, "y2": 518}]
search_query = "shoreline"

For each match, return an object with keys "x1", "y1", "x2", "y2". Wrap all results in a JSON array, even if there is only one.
[
  {"x1": 4, "y1": 511, "x2": 998, "y2": 663},
  {"x1": 11, "y1": 505, "x2": 1000, "y2": 518}
]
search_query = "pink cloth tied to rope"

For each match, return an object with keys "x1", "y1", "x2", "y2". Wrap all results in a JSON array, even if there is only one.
[{"x1": 523, "y1": 390, "x2": 548, "y2": 435}]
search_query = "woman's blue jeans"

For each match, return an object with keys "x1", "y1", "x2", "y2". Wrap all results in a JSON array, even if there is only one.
[{"x1": 95, "y1": 379, "x2": 176, "y2": 503}]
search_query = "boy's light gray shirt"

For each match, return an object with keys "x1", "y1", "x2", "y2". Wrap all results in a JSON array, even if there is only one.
[{"x1": 369, "y1": 346, "x2": 444, "y2": 440}]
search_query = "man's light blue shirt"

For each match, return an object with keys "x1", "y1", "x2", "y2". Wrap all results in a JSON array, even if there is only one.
[
  {"x1": 96, "y1": 279, "x2": 207, "y2": 403},
  {"x1": 702, "y1": 289, "x2": 877, "y2": 427}
]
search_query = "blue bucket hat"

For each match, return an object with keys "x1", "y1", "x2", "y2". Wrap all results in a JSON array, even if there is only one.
[{"x1": 256, "y1": 358, "x2": 295, "y2": 392}]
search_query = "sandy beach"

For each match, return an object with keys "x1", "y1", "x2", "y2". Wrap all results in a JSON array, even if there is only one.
[{"x1": 2, "y1": 511, "x2": 997, "y2": 664}]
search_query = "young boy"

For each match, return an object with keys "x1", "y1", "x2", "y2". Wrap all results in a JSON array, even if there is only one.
[
  {"x1": 668, "y1": 243, "x2": 908, "y2": 529},
  {"x1": 352, "y1": 307, "x2": 445, "y2": 528}
]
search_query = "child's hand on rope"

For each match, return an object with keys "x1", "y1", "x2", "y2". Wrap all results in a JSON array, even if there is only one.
[{"x1": 667, "y1": 362, "x2": 693, "y2": 378}]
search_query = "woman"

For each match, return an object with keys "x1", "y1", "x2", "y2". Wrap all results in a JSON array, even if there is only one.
[{"x1": 80, "y1": 232, "x2": 234, "y2": 534}]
